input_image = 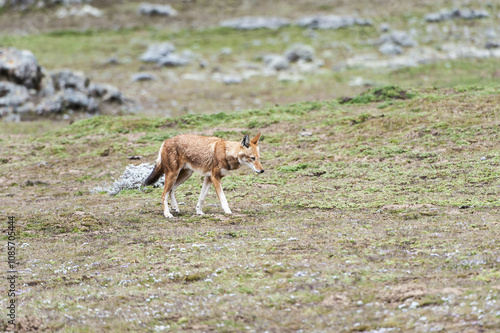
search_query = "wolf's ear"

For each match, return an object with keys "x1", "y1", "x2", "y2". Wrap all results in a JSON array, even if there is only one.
[
  {"x1": 250, "y1": 133, "x2": 261, "y2": 145},
  {"x1": 241, "y1": 134, "x2": 250, "y2": 148}
]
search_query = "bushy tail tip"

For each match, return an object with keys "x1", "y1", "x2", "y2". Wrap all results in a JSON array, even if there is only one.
[{"x1": 143, "y1": 163, "x2": 163, "y2": 186}]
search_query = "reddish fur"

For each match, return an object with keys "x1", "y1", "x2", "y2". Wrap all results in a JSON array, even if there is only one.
[{"x1": 144, "y1": 133, "x2": 264, "y2": 217}]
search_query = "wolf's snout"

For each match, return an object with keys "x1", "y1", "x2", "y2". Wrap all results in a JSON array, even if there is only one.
[{"x1": 257, "y1": 169, "x2": 265, "y2": 174}]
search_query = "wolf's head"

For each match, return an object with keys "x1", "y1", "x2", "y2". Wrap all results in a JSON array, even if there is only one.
[{"x1": 239, "y1": 133, "x2": 264, "y2": 174}]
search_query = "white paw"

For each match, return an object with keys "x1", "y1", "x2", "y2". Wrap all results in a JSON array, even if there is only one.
[
  {"x1": 173, "y1": 209, "x2": 180, "y2": 214},
  {"x1": 224, "y1": 210, "x2": 232, "y2": 215},
  {"x1": 196, "y1": 210, "x2": 205, "y2": 216},
  {"x1": 164, "y1": 212, "x2": 174, "y2": 219}
]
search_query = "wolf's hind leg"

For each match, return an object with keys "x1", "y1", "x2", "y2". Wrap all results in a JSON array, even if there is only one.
[
  {"x1": 170, "y1": 169, "x2": 193, "y2": 214},
  {"x1": 196, "y1": 176, "x2": 212, "y2": 215}
]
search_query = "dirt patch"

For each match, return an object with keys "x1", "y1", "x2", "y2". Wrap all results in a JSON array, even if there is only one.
[
  {"x1": 381, "y1": 283, "x2": 427, "y2": 303},
  {"x1": 321, "y1": 293, "x2": 350, "y2": 307},
  {"x1": 381, "y1": 204, "x2": 437, "y2": 211},
  {"x1": 439, "y1": 287, "x2": 464, "y2": 295},
  {"x1": 4, "y1": 316, "x2": 43, "y2": 333}
]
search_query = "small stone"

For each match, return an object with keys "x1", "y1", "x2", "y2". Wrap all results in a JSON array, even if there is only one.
[
  {"x1": 139, "y1": 43, "x2": 176, "y2": 63},
  {"x1": 380, "y1": 23, "x2": 390, "y2": 32},
  {"x1": 158, "y1": 53, "x2": 190, "y2": 67},
  {"x1": 409, "y1": 301, "x2": 420, "y2": 309},
  {"x1": 222, "y1": 75, "x2": 242, "y2": 85},
  {"x1": 285, "y1": 44, "x2": 315, "y2": 62},
  {"x1": 220, "y1": 16, "x2": 290, "y2": 30},
  {"x1": 131, "y1": 72, "x2": 156, "y2": 82},
  {"x1": 379, "y1": 42, "x2": 403, "y2": 55},
  {"x1": 138, "y1": 3, "x2": 177, "y2": 16},
  {"x1": 262, "y1": 54, "x2": 289, "y2": 70}
]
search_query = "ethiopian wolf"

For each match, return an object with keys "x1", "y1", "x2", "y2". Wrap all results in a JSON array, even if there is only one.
[{"x1": 143, "y1": 133, "x2": 264, "y2": 218}]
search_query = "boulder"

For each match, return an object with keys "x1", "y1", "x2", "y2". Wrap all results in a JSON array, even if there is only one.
[
  {"x1": 0, "y1": 47, "x2": 131, "y2": 120},
  {"x1": 139, "y1": 42, "x2": 176, "y2": 63},
  {"x1": 220, "y1": 16, "x2": 290, "y2": 30},
  {"x1": 0, "y1": 48, "x2": 42, "y2": 90},
  {"x1": 138, "y1": 3, "x2": 177, "y2": 16},
  {"x1": 285, "y1": 44, "x2": 315, "y2": 62}
]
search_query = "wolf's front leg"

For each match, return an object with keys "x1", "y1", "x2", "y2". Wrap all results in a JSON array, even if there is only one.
[{"x1": 211, "y1": 174, "x2": 232, "y2": 214}]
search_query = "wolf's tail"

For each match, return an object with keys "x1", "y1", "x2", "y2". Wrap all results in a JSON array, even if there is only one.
[{"x1": 143, "y1": 143, "x2": 164, "y2": 186}]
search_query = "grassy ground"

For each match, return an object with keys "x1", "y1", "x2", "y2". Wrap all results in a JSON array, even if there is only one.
[{"x1": 1, "y1": 85, "x2": 499, "y2": 332}]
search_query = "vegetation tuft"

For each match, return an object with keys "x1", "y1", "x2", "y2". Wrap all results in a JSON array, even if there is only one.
[{"x1": 340, "y1": 85, "x2": 416, "y2": 104}]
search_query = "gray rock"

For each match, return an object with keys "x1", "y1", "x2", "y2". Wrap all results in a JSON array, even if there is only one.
[
  {"x1": 138, "y1": 3, "x2": 177, "y2": 16},
  {"x1": 220, "y1": 47, "x2": 232, "y2": 56},
  {"x1": 285, "y1": 44, "x2": 315, "y2": 62},
  {"x1": 51, "y1": 69, "x2": 89, "y2": 91},
  {"x1": 379, "y1": 30, "x2": 417, "y2": 47},
  {"x1": 0, "y1": 48, "x2": 42, "y2": 90},
  {"x1": 348, "y1": 76, "x2": 375, "y2": 87},
  {"x1": 424, "y1": 9, "x2": 453, "y2": 22},
  {"x1": 222, "y1": 75, "x2": 242, "y2": 85},
  {"x1": 220, "y1": 16, "x2": 290, "y2": 30},
  {"x1": 262, "y1": 54, "x2": 289, "y2": 70},
  {"x1": 39, "y1": 68, "x2": 55, "y2": 97},
  {"x1": 158, "y1": 53, "x2": 190, "y2": 67},
  {"x1": 88, "y1": 83, "x2": 124, "y2": 103},
  {"x1": 61, "y1": 88, "x2": 96, "y2": 112},
  {"x1": 485, "y1": 41, "x2": 500, "y2": 49},
  {"x1": 105, "y1": 57, "x2": 120, "y2": 65},
  {"x1": 425, "y1": 8, "x2": 489, "y2": 22},
  {"x1": 379, "y1": 23, "x2": 390, "y2": 32},
  {"x1": 379, "y1": 42, "x2": 403, "y2": 55},
  {"x1": 49, "y1": 0, "x2": 90, "y2": 5},
  {"x1": 0, "y1": 107, "x2": 10, "y2": 118},
  {"x1": 91, "y1": 163, "x2": 164, "y2": 196},
  {"x1": 139, "y1": 42, "x2": 176, "y2": 63},
  {"x1": 485, "y1": 28, "x2": 497, "y2": 40},
  {"x1": 0, "y1": 82, "x2": 30, "y2": 107},
  {"x1": 36, "y1": 94, "x2": 63, "y2": 115},
  {"x1": 296, "y1": 15, "x2": 372, "y2": 29},
  {"x1": 456, "y1": 8, "x2": 489, "y2": 20},
  {"x1": 131, "y1": 72, "x2": 156, "y2": 82},
  {"x1": 0, "y1": 47, "x2": 133, "y2": 120},
  {"x1": 56, "y1": 4, "x2": 102, "y2": 18}
]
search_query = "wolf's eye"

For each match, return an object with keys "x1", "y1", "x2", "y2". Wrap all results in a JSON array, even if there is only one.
[{"x1": 251, "y1": 157, "x2": 256, "y2": 161}]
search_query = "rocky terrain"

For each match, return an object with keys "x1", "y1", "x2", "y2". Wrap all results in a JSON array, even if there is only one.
[
  {"x1": 1, "y1": 0, "x2": 499, "y2": 119},
  {"x1": 0, "y1": 47, "x2": 131, "y2": 121}
]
